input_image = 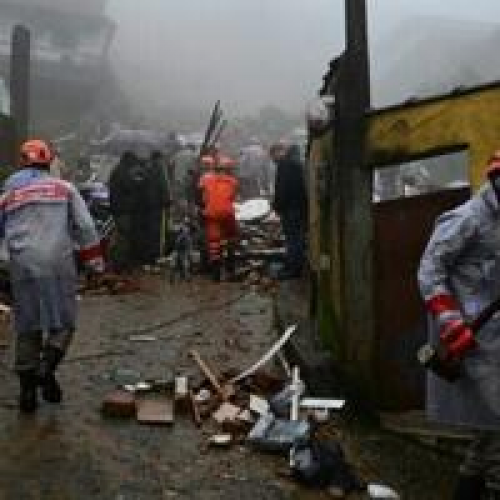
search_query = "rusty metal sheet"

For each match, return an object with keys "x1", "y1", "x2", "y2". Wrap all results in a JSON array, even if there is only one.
[{"x1": 373, "y1": 187, "x2": 470, "y2": 410}]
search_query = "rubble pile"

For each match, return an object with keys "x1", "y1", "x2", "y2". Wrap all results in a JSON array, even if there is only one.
[
  {"x1": 234, "y1": 198, "x2": 286, "y2": 285},
  {"x1": 98, "y1": 324, "x2": 401, "y2": 498}
]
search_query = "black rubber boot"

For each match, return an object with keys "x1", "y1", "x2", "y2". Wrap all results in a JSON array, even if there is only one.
[
  {"x1": 39, "y1": 346, "x2": 64, "y2": 403},
  {"x1": 452, "y1": 474, "x2": 486, "y2": 500},
  {"x1": 211, "y1": 261, "x2": 221, "y2": 282},
  {"x1": 18, "y1": 370, "x2": 38, "y2": 414},
  {"x1": 225, "y1": 247, "x2": 237, "y2": 281}
]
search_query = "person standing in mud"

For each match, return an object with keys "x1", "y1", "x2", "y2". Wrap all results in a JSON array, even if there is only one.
[
  {"x1": 109, "y1": 151, "x2": 140, "y2": 271},
  {"x1": 270, "y1": 141, "x2": 308, "y2": 280},
  {"x1": 418, "y1": 152, "x2": 500, "y2": 499},
  {"x1": 0, "y1": 139, "x2": 104, "y2": 413},
  {"x1": 198, "y1": 152, "x2": 239, "y2": 281},
  {"x1": 142, "y1": 151, "x2": 170, "y2": 264}
]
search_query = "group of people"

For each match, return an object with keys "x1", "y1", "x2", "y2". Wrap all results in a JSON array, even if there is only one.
[
  {"x1": 192, "y1": 140, "x2": 308, "y2": 282},
  {"x1": 108, "y1": 150, "x2": 170, "y2": 271},
  {"x1": 0, "y1": 135, "x2": 309, "y2": 415},
  {"x1": 3, "y1": 133, "x2": 497, "y2": 498}
]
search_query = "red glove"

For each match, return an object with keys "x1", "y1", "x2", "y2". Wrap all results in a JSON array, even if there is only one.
[{"x1": 439, "y1": 319, "x2": 477, "y2": 360}]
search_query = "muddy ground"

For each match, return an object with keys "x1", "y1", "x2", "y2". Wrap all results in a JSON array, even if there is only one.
[{"x1": 0, "y1": 274, "x2": 458, "y2": 499}]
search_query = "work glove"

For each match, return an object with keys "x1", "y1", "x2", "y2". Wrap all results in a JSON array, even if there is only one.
[{"x1": 439, "y1": 318, "x2": 477, "y2": 361}]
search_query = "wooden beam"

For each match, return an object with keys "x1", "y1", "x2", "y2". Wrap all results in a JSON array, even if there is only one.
[
  {"x1": 10, "y1": 25, "x2": 30, "y2": 145},
  {"x1": 332, "y1": 0, "x2": 374, "y2": 388}
]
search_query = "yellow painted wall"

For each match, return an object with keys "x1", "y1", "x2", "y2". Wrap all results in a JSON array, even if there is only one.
[{"x1": 366, "y1": 82, "x2": 500, "y2": 189}]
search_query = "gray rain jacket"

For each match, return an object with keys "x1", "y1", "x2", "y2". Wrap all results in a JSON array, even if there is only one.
[
  {"x1": 0, "y1": 168, "x2": 103, "y2": 334},
  {"x1": 418, "y1": 183, "x2": 500, "y2": 429}
]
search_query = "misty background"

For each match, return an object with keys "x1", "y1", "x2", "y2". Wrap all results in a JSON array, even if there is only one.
[{"x1": 106, "y1": 0, "x2": 500, "y2": 125}]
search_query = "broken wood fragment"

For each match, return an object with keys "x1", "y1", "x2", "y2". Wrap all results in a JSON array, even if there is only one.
[
  {"x1": 188, "y1": 349, "x2": 235, "y2": 401},
  {"x1": 212, "y1": 402, "x2": 241, "y2": 424},
  {"x1": 136, "y1": 396, "x2": 174, "y2": 425},
  {"x1": 101, "y1": 389, "x2": 136, "y2": 418}
]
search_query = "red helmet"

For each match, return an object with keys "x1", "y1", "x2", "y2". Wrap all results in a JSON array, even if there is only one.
[{"x1": 20, "y1": 139, "x2": 53, "y2": 167}]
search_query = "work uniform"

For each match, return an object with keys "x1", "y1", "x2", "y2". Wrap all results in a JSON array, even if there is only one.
[
  {"x1": 0, "y1": 168, "x2": 103, "y2": 374},
  {"x1": 199, "y1": 170, "x2": 238, "y2": 277},
  {"x1": 418, "y1": 182, "x2": 500, "y2": 493}
]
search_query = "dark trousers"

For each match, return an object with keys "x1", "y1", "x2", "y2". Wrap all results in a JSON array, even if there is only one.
[{"x1": 280, "y1": 209, "x2": 307, "y2": 273}]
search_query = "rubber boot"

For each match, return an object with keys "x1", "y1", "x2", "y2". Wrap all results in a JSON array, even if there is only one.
[
  {"x1": 452, "y1": 474, "x2": 486, "y2": 500},
  {"x1": 18, "y1": 370, "x2": 38, "y2": 414},
  {"x1": 225, "y1": 247, "x2": 237, "y2": 281},
  {"x1": 39, "y1": 346, "x2": 64, "y2": 403},
  {"x1": 211, "y1": 261, "x2": 221, "y2": 282}
]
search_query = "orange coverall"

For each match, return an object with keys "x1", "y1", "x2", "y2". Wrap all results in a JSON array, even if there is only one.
[{"x1": 199, "y1": 172, "x2": 238, "y2": 263}]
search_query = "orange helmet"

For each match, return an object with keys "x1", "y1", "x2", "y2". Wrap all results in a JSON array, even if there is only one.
[
  {"x1": 20, "y1": 139, "x2": 53, "y2": 167},
  {"x1": 216, "y1": 154, "x2": 236, "y2": 169},
  {"x1": 201, "y1": 154, "x2": 216, "y2": 167}
]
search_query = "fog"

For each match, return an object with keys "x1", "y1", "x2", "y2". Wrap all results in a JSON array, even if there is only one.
[
  {"x1": 106, "y1": 0, "x2": 341, "y2": 119},
  {"x1": 105, "y1": 0, "x2": 500, "y2": 121}
]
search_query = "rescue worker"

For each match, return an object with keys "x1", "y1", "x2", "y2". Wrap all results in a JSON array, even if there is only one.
[
  {"x1": 198, "y1": 152, "x2": 239, "y2": 281},
  {"x1": 270, "y1": 141, "x2": 308, "y2": 279},
  {"x1": 418, "y1": 152, "x2": 500, "y2": 499},
  {"x1": 0, "y1": 139, "x2": 104, "y2": 413}
]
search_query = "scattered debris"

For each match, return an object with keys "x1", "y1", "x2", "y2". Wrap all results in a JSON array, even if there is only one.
[
  {"x1": 101, "y1": 389, "x2": 136, "y2": 419},
  {"x1": 299, "y1": 398, "x2": 346, "y2": 411},
  {"x1": 290, "y1": 438, "x2": 365, "y2": 495},
  {"x1": 249, "y1": 394, "x2": 270, "y2": 416},
  {"x1": 189, "y1": 349, "x2": 235, "y2": 401},
  {"x1": 367, "y1": 483, "x2": 400, "y2": 499},
  {"x1": 129, "y1": 334, "x2": 157, "y2": 342},
  {"x1": 98, "y1": 325, "x2": 361, "y2": 495},
  {"x1": 290, "y1": 366, "x2": 301, "y2": 421},
  {"x1": 122, "y1": 381, "x2": 152, "y2": 393},
  {"x1": 230, "y1": 325, "x2": 297, "y2": 384},
  {"x1": 174, "y1": 376, "x2": 190, "y2": 414},
  {"x1": 208, "y1": 434, "x2": 233, "y2": 447},
  {"x1": 193, "y1": 388, "x2": 212, "y2": 403},
  {"x1": 269, "y1": 374, "x2": 305, "y2": 418},
  {"x1": 311, "y1": 408, "x2": 330, "y2": 423},
  {"x1": 247, "y1": 412, "x2": 310, "y2": 453},
  {"x1": 212, "y1": 402, "x2": 242, "y2": 425},
  {"x1": 189, "y1": 390, "x2": 202, "y2": 427},
  {"x1": 136, "y1": 395, "x2": 174, "y2": 425}
]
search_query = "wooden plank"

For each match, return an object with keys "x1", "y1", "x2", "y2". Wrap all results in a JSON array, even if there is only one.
[
  {"x1": 136, "y1": 396, "x2": 174, "y2": 425},
  {"x1": 101, "y1": 389, "x2": 136, "y2": 419},
  {"x1": 189, "y1": 350, "x2": 235, "y2": 400}
]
